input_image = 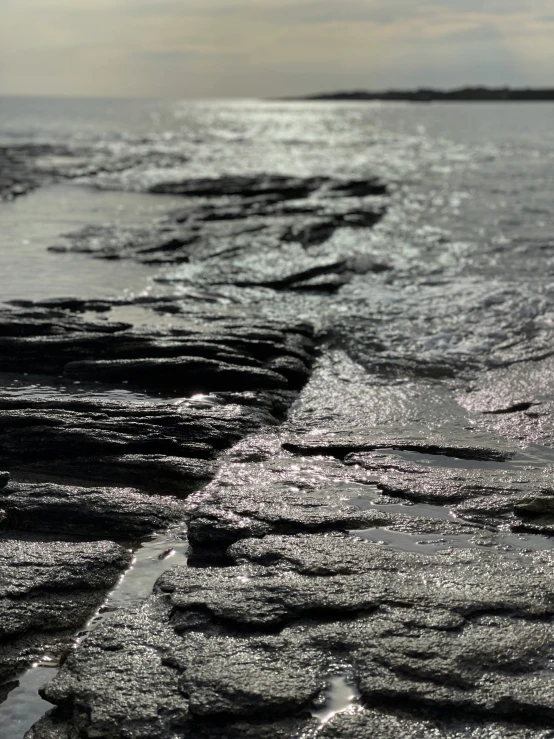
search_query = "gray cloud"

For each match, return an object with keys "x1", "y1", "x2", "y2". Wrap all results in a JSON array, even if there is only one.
[{"x1": 0, "y1": 0, "x2": 552, "y2": 97}]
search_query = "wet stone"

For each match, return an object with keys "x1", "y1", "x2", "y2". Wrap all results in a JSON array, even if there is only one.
[
  {"x1": 282, "y1": 351, "x2": 515, "y2": 461},
  {"x1": 0, "y1": 396, "x2": 281, "y2": 491},
  {"x1": 12, "y1": 149, "x2": 554, "y2": 739},
  {"x1": 283, "y1": 428, "x2": 515, "y2": 462},
  {"x1": 347, "y1": 451, "x2": 554, "y2": 535},
  {"x1": 186, "y1": 453, "x2": 479, "y2": 550},
  {"x1": 0, "y1": 306, "x2": 315, "y2": 391},
  {"x1": 51, "y1": 173, "x2": 388, "y2": 294},
  {"x1": 459, "y1": 355, "x2": 554, "y2": 446},
  {"x1": 0, "y1": 145, "x2": 75, "y2": 201},
  {"x1": 0, "y1": 481, "x2": 184, "y2": 539},
  {"x1": 16, "y1": 454, "x2": 214, "y2": 496},
  {"x1": 317, "y1": 708, "x2": 554, "y2": 739},
  {"x1": 0, "y1": 537, "x2": 131, "y2": 684},
  {"x1": 37, "y1": 533, "x2": 554, "y2": 736}
]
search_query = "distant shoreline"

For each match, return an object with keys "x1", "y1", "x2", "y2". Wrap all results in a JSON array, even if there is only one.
[{"x1": 280, "y1": 87, "x2": 554, "y2": 102}]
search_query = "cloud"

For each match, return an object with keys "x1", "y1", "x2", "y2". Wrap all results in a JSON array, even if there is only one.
[{"x1": 0, "y1": 0, "x2": 553, "y2": 96}]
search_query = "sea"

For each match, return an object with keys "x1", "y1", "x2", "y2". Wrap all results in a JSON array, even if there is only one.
[{"x1": 2, "y1": 96, "x2": 554, "y2": 304}]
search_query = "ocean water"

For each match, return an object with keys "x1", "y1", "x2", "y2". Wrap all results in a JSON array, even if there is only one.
[{"x1": 1, "y1": 97, "x2": 554, "y2": 301}]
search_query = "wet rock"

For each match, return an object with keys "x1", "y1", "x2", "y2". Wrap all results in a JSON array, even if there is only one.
[
  {"x1": 283, "y1": 351, "x2": 515, "y2": 461},
  {"x1": 0, "y1": 145, "x2": 70, "y2": 200},
  {"x1": 0, "y1": 537, "x2": 131, "y2": 683},
  {"x1": 329, "y1": 277, "x2": 554, "y2": 385},
  {"x1": 38, "y1": 599, "x2": 320, "y2": 739},
  {"x1": 0, "y1": 396, "x2": 279, "y2": 490},
  {"x1": 186, "y1": 453, "x2": 477, "y2": 549},
  {"x1": 23, "y1": 712, "x2": 75, "y2": 739},
  {"x1": 0, "y1": 306, "x2": 315, "y2": 390},
  {"x1": 48, "y1": 223, "x2": 199, "y2": 263},
  {"x1": 18, "y1": 454, "x2": 214, "y2": 496},
  {"x1": 63, "y1": 356, "x2": 289, "y2": 390},
  {"x1": 26, "y1": 711, "x2": 315, "y2": 739},
  {"x1": 318, "y1": 708, "x2": 554, "y2": 738},
  {"x1": 39, "y1": 534, "x2": 554, "y2": 735},
  {"x1": 346, "y1": 452, "x2": 530, "y2": 503},
  {"x1": 148, "y1": 174, "x2": 329, "y2": 198},
  {"x1": 284, "y1": 427, "x2": 514, "y2": 462},
  {"x1": 459, "y1": 355, "x2": 554, "y2": 445},
  {"x1": 347, "y1": 451, "x2": 554, "y2": 535},
  {"x1": 166, "y1": 534, "x2": 554, "y2": 622},
  {"x1": 0, "y1": 481, "x2": 184, "y2": 539},
  {"x1": 51, "y1": 173, "x2": 388, "y2": 291},
  {"x1": 0, "y1": 142, "x2": 192, "y2": 202}
]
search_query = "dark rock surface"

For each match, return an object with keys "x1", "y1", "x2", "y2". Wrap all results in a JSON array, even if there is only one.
[
  {"x1": 186, "y1": 453, "x2": 480, "y2": 550},
  {"x1": 0, "y1": 537, "x2": 130, "y2": 682},
  {"x1": 0, "y1": 145, "x2": 69, "y2": 200},
  {"x1": 0, "y1": 394, "x2": 284, "y2": 490},
  {"x1": 346, "y1": 451, "x2": 554, "y2": 534},
  {"x1": 5, "y1": 149, "x2": 554, "y2": 739},
  {"x1": 459, "y1": 355, "x2": 554, "y2": 446},
  {"x1": 0, "y1": 306, "x2": 315, "y2": 390},
  {"x1": 36, "y1": 533, "x2": 554, "y2": 736},
  {"x1": 282, "y1": 351, "x2": 515, "y2": 461},
  {"x1": 0, "y1": 481, "x2": 184, "y2": 538},
  {"x1": 49, "y1": 174, "x2": 389, "y2": 293},
  {"x1": 0, "y1": 142, "x2": 190, "y2": 201}
]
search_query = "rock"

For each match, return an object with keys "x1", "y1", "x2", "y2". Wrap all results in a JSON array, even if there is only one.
[
  {"x1": 282, "y1": 351, "x2": 515, "y2": 461},
  {"x1": 63, "y1": 356, "x2": 289, "y2": 390},
  {"x1": 17, "y1": 454, "x2": 214, "y2": 496},
  {"x1": 38, "y1": 533, "x2": 554, "y2": 736},
  {"x1": 25, "y1": 711, "x2": 315, "y2": 739},
  {"x1": 283, "y1": 428, "x2": 514, "y2": 462},
  {"x1": 347, "y1": 450, "x2": 554, "y2": 535},
  {"x1": 186, "y1": 452, "x2": 478, "y2": 549},
  {"x1": 0, "y1": 307, "x2": 315, "y2": 389},
  {"x1": 0, "y1": 396, "x2": 280, "y2": 490},
  {"x1": 459, "y1": 355, "x2": 554, "y2": 446},
  {"x1": 346, "y1": 451, "x2": 537, "y2": 503},
  {"x1": 0, "y1": 537, "x2": 131, "y2": 683},
  {"x1": 0, "y1": 481, "x2": 184, "y2": 539},
  {"x1": 148, "y1": 174, "x2": 329, "y2": 198},
  {"x1": 318, "y1": 708, "x2": 554, "y2": 738},
  {"x1": 0, "y1": 145, "x2": 66, "y2": 200},
  {"x1": 51, "y1": 173, "x2": 388, "y2": 293}
]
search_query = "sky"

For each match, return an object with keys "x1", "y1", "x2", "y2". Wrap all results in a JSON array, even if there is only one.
[{"x1": 0, "y1": 0, "x2": 553, "y2": 98}]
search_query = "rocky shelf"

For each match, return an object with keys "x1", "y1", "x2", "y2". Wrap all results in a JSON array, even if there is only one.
[{"x1": 2, "y1": 167, "x2": 554, "y2": 739}]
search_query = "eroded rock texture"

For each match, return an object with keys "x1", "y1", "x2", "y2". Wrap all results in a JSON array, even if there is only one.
[
  {"x1": 31, "y1": 533, "x2": 554, "y2": 737},
  {"x1": 0, "y1": 537, "x2": 130, "y2": 683},
  {"x1": 3, "y1": 166, "x2": 554, "y2": 738},
  {"x1": 50, "y1": 173, "x2": 388, "y2": 292}
]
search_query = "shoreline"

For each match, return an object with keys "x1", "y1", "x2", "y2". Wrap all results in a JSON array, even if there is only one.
[
  {"x1": 279, "y1": 86, "x2": 554, "y2": 102},
  {"x1": 2, "y1": 124, "x2": 554, "y2": 737}
]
